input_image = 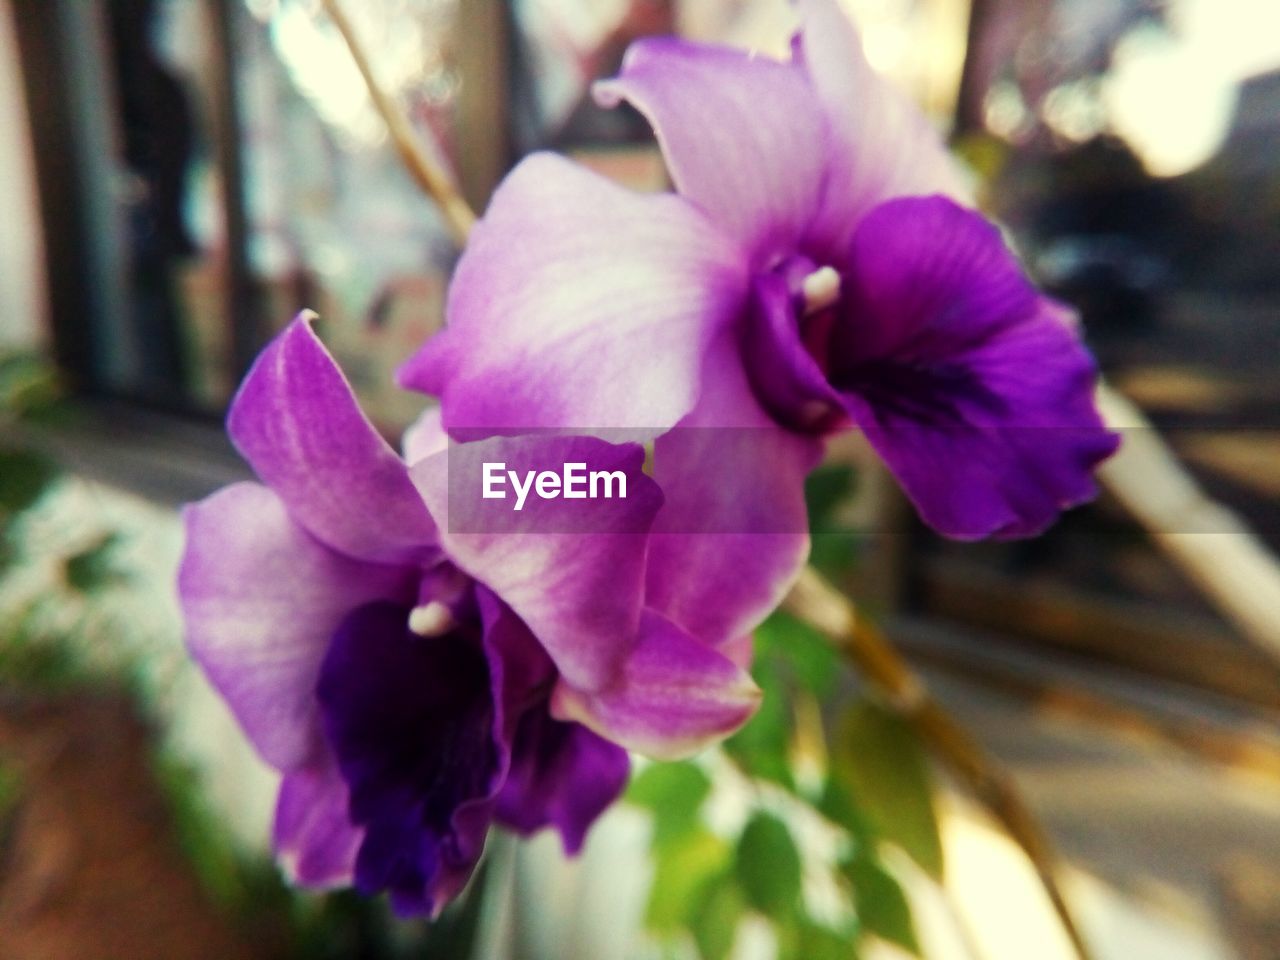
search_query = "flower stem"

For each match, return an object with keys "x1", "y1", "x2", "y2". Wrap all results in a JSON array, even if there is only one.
[
  {"x1": 317, "y1": 0, "x2": 477, "y2": 248},
  {"x1": 784, "y1": 565, "x2": 1096, "y2": 960}
]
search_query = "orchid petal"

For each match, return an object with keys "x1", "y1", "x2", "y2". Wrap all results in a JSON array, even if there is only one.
[
  {"x1": 412, "y1": 435, "x2": 663, "y2": 692},
  {"x1": 478, "y1": 589, "x2": 626, "y2": 856},
  {"x1": 717, "y1": 632, "x2": 754, "y2": 670},
  {"x1": 795, "y1": 0, "x2": 972, "y2": 257},
  {"x1": 178, "y1": 482, "x2": 412, "y2": 770},
  {"x1": 228, "y1": 314, "x2": 438, "y2": 565},
  {"x1": 398, "y1": 153, "x2": 747, "y2": 437},
  {"x1": 551, "y1": 610, "x2": 762, "y2": 761},
  {"x1": 833, "y1": 196, "x2": 1119, "y2": 538},
  {"x1": 476, "y1": 586, "x2": 558, "y2": 737},
  {"x1": 497, "y1": 710, "x2": 630, "y2": 855},
  {"x1": 744, "y1": 270, "x2": 849, "y2": 432},
  {"x1": 647, "y1": 334, "x2": 820, "y2": 646},
  {"x1": 596, "y1": 38, "x2": 827, "y2": 266},
  {"x1": 402, "y1": 405, "x2": 449, "y2": 464},
  {"x1": 317, "y1": 601, "x2": 499, "y2": 917},
  {"x1": 274, "y1": 756, "x2": 362, "y2": 889}
]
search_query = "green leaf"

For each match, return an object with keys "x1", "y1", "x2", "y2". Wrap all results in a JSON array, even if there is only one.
[
  {"x1": 153, "y1": 752, "x2": 245, "y2": 906},
  {"x1": 0, "y1": 601, "x2": 89, "y2": 690},
  {"x1": 725, "y1": 613, "x2": 847, "y2": 791},
  {"x1": 829, "y1": 701, "x2": 944, "y2": 879},
  {"x1": 0, "y1": 447, "x2": 58, "y2": 516},
  {"x1": 724, "y1": 657, "x2": 792, "y2": 788},
  {"x1": 799, "y1": 921, "x2": 860, "y2": 960},
  {"x1": 809, "y1": 532, "x2": 862, "y2": 578},
  {"x1": 64, "y1": 532, "x2": 129, "y2": 593},
  {"x1": 646, "y1": 827, "x2": 732, "y2": 933},
  {"x1": 817, "y1": 775, "x2": 873, "y2": 844},
  {"x1": 0, "y1": 352, "x2": 60, "y2": 419},
  {"x1": 805, "y1": 464, "x2": 858, "y2": 532},
  {"x1": 805, "y1": 464, "x2": 863, "y2": 577},
  {"x1": 776, "y1": 917, "x2": 861, "y2": 960},
  {"x1": 845, "y1": 854, "x2": 921, "y2": 956},
  {"x1": 756, "y1": 612, "x2": 841, "y2": 699},
  {"x1": 734, "y1": 812, "x2": 802, "y2": 922},
  {"x1": 691, "y1": 874, "x2": 744, "y2": 960},
  {"x1": 626, "y1": 761, "x2": 711, "y2": 847}
]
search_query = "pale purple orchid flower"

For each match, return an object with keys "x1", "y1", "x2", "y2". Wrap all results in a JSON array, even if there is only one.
[
  {"x1": 400, "y1": 0, "x2": 1119, "y2": 540},
  {"x1": 178, "y1": 316, "x2": 768, "y2": 916}
]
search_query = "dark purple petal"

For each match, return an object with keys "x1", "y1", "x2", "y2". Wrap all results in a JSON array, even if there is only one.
[
  {"x1": 412, "y1": 435, "x2": 662, "y2": 693},
  {"x1": 179, "y1": 482, "x2": 412, "y2": 770},
  {"x1": 794, "y1": 0, "x2": 972, "y2": 259},
  {"x1": 595, "y1": 38, "x2": 827, "y2": 267},
  {"x1": 496, "y1": 710, "x2": 630, "y2": 855},
  {"x1": 228, "y1": 314, "x2": 439, "y2": 565},
  {"x1": 646, "y1": 334, "x2": 821, "y2": 646},
  {"x1": 317, "y1": 601, "x2": 498, "y2": 917},
  {"x1": 473, "y1": 584, "x2": 558, "y2": 744},
  {"x1": 274, "y1": 756, "x2": 363, "y2": 888},
  {"x1": 398, "y1": 153, "x2": 748, "y2": 437},
  {"x1": 832, "y1": 196, "x2": 1119, "y2": 538},
  {"x1": 743, "y1": 269, "x2": 849, "y2": 432},
  {"x1": 552, "y1": 610, "x2": 762, "y2": 760}
]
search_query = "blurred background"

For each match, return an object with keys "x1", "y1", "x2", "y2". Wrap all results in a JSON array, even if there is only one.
[{"x1": 0, "y1": 0, "x2": 1278, "y2": 958}]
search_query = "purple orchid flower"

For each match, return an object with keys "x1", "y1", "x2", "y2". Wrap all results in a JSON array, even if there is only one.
[
  {"x1": 178, "y1": 316, "x2": 769, "y2": 916},
  {"x1": 399, "y1": 0, "x2": 1119, "y2": 540}
]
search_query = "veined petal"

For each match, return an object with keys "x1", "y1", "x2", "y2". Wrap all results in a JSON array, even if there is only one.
[
  {"x1": 274, "y1": 756, "x2": 363, "y2": 889},
  {"x1": 398, "y1": 153, "x2": 748, "y2": 437},
  {"x1": 596, "y1": 38, "x2": 827, "y2": 266},
  {"x1": 794, "y1": 0, "x2": 972, "y2": 257},
  {"x1": 228, "y1": 314, "x2": 439, "y2": 565},
  {"x1": 178, "y1": 483, "x2": 412, "y2": 770},
  {"x1": 833, "y1": 196, "x2": 1120, "y2": 539},
  {"x1": 551, "y1": 610, "x2": 762, "y2": 761},
  {"x1": 412, "y1": 435, "x2": 663, "y2": 692},
  {"x1": 647, "y1": 334, "x2": 820, "y2": 646}
]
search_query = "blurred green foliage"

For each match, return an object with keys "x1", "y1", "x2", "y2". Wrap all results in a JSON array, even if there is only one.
[
  {"x1": 735, "y1": 813, "x2": 803, "y2": 922},
  {"x1": 0, "y1": 447, "x2": 59, "y2": 519},
  {"x1": 805, "y1": 463, "x2": 863, "y2": 577},
  {"x1": 0, "y1": 351, "x2": 62, "y2": 424},
  {"x1": 64, "y1": 531, "x2": 131, "y2": 593},
  {"x1": 843, "y1": 851, "x2": 920, "y2": 955},
  {"x1": 629, "y1": 761, "x2": 713, "y2": 847},
  {"x1": 829, "y1": 703, "x2": 943, "y2": 881}
]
